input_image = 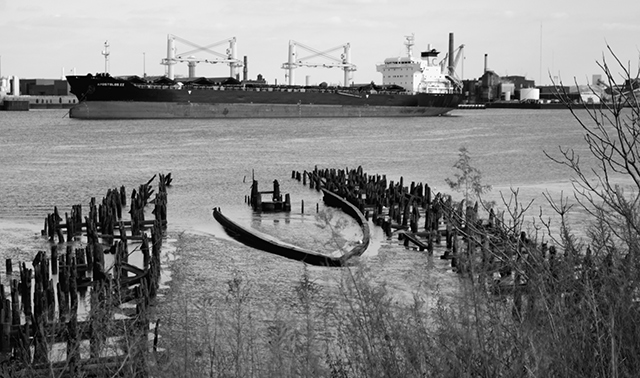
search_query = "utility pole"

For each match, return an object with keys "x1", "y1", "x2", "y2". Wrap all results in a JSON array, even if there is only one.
[{"x1": 539, "y1": 23, "x2": 543, "y2": 86}]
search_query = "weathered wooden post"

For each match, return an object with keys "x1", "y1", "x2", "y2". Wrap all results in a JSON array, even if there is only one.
[
  {"x1": 67, "y1": 256, "x2": 79, "y2": 376},
  {"x1": 51, "y1": 245, "x2": 58, "y2": 275},
  {"x1": 273, "y1": 180, "x2": 281, "y2": 202},
  {"x1": 132, "y1": 281, "x2": 149, "y2": 378},
  {"x1": 32, "y1": 253, "x2": 48, "y2": 365},
  {"x1": 0, "y1": 297, "x2": 11, "y2": 354},
  {"x1": 141, "y1": 233, "x2": 150, "y2": 274},
  {"x1": 0, "y1": 286, "x2": 10, "y2": 354},
  {"x1": 284, "y1": 194, "x2": 291, "y2": 211},
  {"x1": 451, "y1": 228, "x2": 459, "y2": 269},
  {"x1": 65, "y1": 212, "x2": 73, "y2": 243},
  {"x1": 54, "y1": 206, "x2": 65, "y2": 244},
  {"x1": 90, "y1": 280, "x2": 108, "y2": 360}
]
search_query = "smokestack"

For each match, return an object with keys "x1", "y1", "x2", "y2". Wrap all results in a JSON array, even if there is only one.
[
  {"x1": 12, "y1": 76, "x2": 19, "y2": 96},
  {"x1": 484, "y1": 54, "x2": 488, "y2": 73},
  {"x1": 448, "y1": 32, "x2": 454, "y2": 77},
  {"x1": 243, "y1": 56, "x2": 248, "y2": 81}
]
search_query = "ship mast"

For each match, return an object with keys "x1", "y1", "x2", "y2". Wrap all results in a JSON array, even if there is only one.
[
  {"x1": 405, "y1": 34, "x2": 415, "y2": 59},
  {"x1": 101, "y1": 41, "x2": 110, "y2": 74}
]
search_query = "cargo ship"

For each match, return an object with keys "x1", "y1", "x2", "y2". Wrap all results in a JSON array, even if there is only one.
[{"x1": 67, "y1": 35, "x2": 462, "y2": 119}]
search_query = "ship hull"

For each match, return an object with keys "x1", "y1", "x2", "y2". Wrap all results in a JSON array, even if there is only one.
[
  {"x1": 66, "y1": 75, "x2": 461, "y2": 119},
  {"x1": 69, "y1": 101, "x2": 457, "y2": 119}
]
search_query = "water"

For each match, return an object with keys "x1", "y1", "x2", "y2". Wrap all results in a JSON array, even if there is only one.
[{"x1": 0, "y1": 108, "x2": 618, "y2": 305}]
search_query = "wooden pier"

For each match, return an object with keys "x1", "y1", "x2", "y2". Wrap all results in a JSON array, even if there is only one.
[{"x1": 0, "y1": 173, "x2": 171, "y2": 377}]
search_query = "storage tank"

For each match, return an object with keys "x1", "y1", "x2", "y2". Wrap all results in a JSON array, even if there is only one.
[
  {"x1": 0, "y1": 77, "x2": 9, "y2": 94},
  {"x1": 520, "y1": 88, "x2": 540, "y2": 101}
]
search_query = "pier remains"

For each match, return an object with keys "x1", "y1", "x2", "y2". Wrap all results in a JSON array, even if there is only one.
[{"x1": 0, "y1": 173, "x2": 172, "y2": 377}]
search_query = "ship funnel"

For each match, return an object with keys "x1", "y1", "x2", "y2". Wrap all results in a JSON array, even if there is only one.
[
  {"x1": 188, "y1": 60, "x2": 196, "y2": 78},
  {"x1": 243, "y1": 56, "x2": 248, "y2": 82},
  {"x1": 11, "y1": 76, "x2": 20, "y2": 96},
  {"x1": 448, "y1": 32, "x2": 454, "y2": 77},
  {"x1": 484, "y1": 53, "x2": 488, "y2": 73}
]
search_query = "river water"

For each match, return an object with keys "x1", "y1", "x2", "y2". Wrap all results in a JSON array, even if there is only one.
[{"x1": 0, "y1": 108, "x2": 615, "y2": 308}]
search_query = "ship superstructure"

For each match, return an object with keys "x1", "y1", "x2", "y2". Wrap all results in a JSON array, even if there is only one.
[{"x1": 376, "y1": 35, "x2": 458, "y2": 94}]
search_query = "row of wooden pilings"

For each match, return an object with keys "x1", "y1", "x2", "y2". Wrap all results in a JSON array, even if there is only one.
[
  {"x1": 292, "y1": 166, "x2": 451, "y2": 254},
  {"x1": 292, "y1": 165, "x2": 571, "y2": 321},
  {"x1": 292, "y1": 166, "x2": 540, "y2": 287},
  {"x1": 0, "y1": 173, "x2": 170, "y2": 377},
  {"x1": 292, "y1": 167, "x2": 506, "y2": 269}
]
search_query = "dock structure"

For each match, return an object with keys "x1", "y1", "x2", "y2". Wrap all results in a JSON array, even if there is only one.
[
  {"x1": 247, "y1": 179, "x2": 291, "y2": 212},
  {"x1": 1, "y1": 173, "x2": 171, "y2": 377}
]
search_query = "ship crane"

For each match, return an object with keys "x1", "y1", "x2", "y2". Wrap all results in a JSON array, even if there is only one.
[
  {"x1": 281, "y1": 40, "x2": 356, "y2": 86},
  {"x1": 160, "y1": 34, "x2": 243, "y2": 80},
  {"x1": 439, "y1": 44, "x2": 464, "y2": 87}
]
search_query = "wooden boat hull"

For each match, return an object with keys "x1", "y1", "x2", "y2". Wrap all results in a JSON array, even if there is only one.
[{"x1": 213, "y1": 208, "x2": 343, "y2": 267}]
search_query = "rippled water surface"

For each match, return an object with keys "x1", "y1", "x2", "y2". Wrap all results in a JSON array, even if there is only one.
[{"x1": 0, "y1": 108, "x2": 612, "y2": 303}]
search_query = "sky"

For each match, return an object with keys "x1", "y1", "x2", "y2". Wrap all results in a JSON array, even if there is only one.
[{"x1": 1, "y1": 0, "x2": 638, "y2": 86}]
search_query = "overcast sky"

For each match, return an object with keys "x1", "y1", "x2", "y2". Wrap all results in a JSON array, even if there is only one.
[{"x1": 1, "y1": 0, "x2": 638, "y2": 86}]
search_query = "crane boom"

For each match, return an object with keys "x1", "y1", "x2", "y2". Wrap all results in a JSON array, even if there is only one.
[
  {"x1": 281, "y1": 40, "x2": 356, "y2": 86},
  {"x1": 439, "y1": 44, "x2": 464, "y2": 78},
  {"x1": 160, "y1": 34, "x2": 243, "y2": 79}
]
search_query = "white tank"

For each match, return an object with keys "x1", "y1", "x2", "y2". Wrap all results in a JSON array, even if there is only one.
[
  {"x1": 0, "y1": 77, "x2": 9, "y2": 94},
  {"x1": 504, "y1": 91, "x2": 511, "y2": 101},
  {"x1": 520, "y1": 88, "x2": 539, "y2": 101}
]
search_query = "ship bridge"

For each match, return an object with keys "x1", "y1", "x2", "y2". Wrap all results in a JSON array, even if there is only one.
[{"x1": 376, "y1": 35, "x2": 456, "y2": 94}]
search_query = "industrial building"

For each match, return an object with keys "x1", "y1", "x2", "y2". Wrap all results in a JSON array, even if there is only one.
[
  {"x1": 459, "y1": 53, "x2": 586, "y2": 106},
  {"x1": 0, "y1": 76, "x2": 77, "y2": 110},
  {"x1": 19, "y1": 79, "x2": 70, "y2": 96}
]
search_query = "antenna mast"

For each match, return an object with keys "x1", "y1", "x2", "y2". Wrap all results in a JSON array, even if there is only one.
[{"x1": 102, "y1": 41, "x2": 110, "y2": 74}]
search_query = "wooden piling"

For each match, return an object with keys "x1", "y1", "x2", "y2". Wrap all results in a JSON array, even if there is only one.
[
  {"x1": 0, "y1": 299, "x2": 10, "y2": 353},
  {"x1": 67, "y1": 255, "x2": 79, "y2": 376}
]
